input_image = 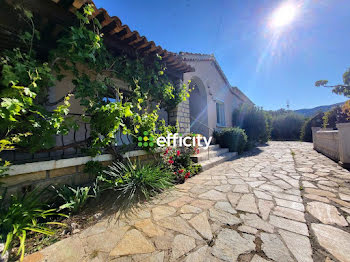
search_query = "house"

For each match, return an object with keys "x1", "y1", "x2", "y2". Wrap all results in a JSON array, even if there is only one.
[
  {"x1": 170, "y1": 52, "x2": 253, "y2": 138},
  {"x1": 0, "y1": 0, "x2": 192, "y2": 164},
  {"x1": 0, "y1": 0, "x2": 253, "y2": 193},
  {"x1": 0, "y1": 0, "x2": 193, "y2": 192}
]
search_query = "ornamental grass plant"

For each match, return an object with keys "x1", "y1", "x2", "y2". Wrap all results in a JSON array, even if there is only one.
[
  {"x1": 0, "y1": 188, "x2": 67, "y2": 261},
  {"x1": 98, "y1": 159, "x2": 174, "y2": 211}
]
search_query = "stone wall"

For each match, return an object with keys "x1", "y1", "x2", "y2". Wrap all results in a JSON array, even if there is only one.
[
  {"x1": 312, "y1": 129, "x2": 339, "y2": 161},
  {"x1": 0, "y1": 150, "x2": 160, "y2": 195},
  {"x1": 312, "y1": 123, "x2": 350, "y2": 167}
]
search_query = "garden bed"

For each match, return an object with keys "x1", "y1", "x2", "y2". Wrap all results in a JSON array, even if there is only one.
[
  {"x1": 0, "y1": 146, "x2": 201, "y2": 261},
  {"x1": 20, "y1": 191, "x2": 123, "y2": 257}
]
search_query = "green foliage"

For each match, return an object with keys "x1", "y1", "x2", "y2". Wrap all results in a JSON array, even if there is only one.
[
  {"x1": 0, "y1": 188, "x2": 66, "y2": 261},
  {"x1": 213, "y1": 127, "x2": 248, "y2": 154},
  {"x1": 84, "y1": 160, "x2": 105, "y2": 176},
  {"x1": 322, "y1": 105, "x2": 350, "y2": 129},
  {"x1": 269, "y1": 112, "x2": 305, "y2": 141},
  {"x1": 0, "y1": 159, "x2": 10, "y2": 179},
  {"x1": 232, "y1": 104, "x2": 270, "y2": 143},
  {"x1": 186, "y1": 164, "x2": 202, "y2": 177},
  {"x1": 161, "y1": 147, "x2": 201, "y2": 183},
  {"x1": 343, "y1": 100, "x2": 350, "y2": 119},
  {"x1": 133, "y1": 116, "x2": 178, "y2": 151},
  {"x1": 99, "y1": 159, "x2": 174, "y2": 208},
  {"x1": 315, "y1": 68, "x2": 350, "y2": 97},
  {"x1": 0, "y1": 7, "x2": 72, "y2": 174},
  {"x1": 158, "y1": 119, "x2": 178, "y2": 136},
  {"x1": 0, "y1": 3, "x2": 187, "y2": 167},
  {"x1": 300, "y1": 112, "x2": 324, "y2": 142},
  {"x1": 52, "y1": 185, "x2": 94, "y2": 214},
  {"x1": 0, "y1": 6, "x2": 77, "y2": 155},
  {"x1": 0, "y1": 49, "x2": 75, "y2": 153},
  {"x1": 316, "y1": 68, "x2": 350, "y2": 119},
  {"x1": 48, "y1": 5, "x2": 189, "y2": 155},
  {"x1": 323, "y1": 110, "x2": 334, "y2": 129}
]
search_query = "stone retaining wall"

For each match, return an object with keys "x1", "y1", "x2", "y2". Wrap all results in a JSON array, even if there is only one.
[
  {"x1": 312, "y1": 123, "x2": 350, "y2": 167},
  {"x1": 0, "y1": 150, "x2": 159, "y2": 195}
]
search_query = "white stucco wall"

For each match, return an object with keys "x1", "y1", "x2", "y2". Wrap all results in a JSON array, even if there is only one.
[
  {"x1": 312, "y1": 123, "x2": 350, "y2": 167},
  {"x1": 313, "y1": 130, "x2": 339, "y2": 161},
  {"x1": 183, "y1": 59, "x2": 247, "y2": 136}
]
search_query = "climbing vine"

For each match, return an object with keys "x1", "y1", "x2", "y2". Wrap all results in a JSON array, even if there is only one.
[{"x1": 0, "y1": 4, "x2": 191, "y2": 173}]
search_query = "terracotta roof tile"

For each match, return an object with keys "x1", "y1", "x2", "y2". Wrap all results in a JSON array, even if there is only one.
[
  {"x1": 0, "y1": 0, "x2": 193, "y2": 74},
  {"x1": 55, "y1": 0, "x2": 194, "y2": 74}
]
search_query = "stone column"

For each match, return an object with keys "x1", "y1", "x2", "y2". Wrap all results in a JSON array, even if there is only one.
[
  {"x1": 311, "y1": 127, "x2": 321, "y2": 150},
  {"x1": 169, "y1": 99, "x2": 190, "y2": 134},
  {"x1": 336, "y1": 122, "x2": 350, "y2": 167},
  {"x1": 168, "y1": 79, "x2": 190, "y2": 134}
]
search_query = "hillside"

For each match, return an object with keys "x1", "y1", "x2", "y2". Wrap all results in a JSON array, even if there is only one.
[{"x1": 294, "y1": 102, "x2": 345, "y2": 117}]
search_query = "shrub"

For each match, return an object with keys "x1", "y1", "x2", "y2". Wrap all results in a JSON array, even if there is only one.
[
  {"x1": 322, "y1": 105, "x2": 350, "y2": 128},
  {"x1": 232, "y1": 105, "x2": 270, "y2": 143},
  {"x1": 0, "y1": 188, "x2": 66, "y2": 261},
  {"x1": 300, "y1": 112, "x2": 324, "y2": 142},
  {"x1": 270, "y1": 113, "x2": 305, "y2": 140},
  {"x1": 213, "y1": 127, "x2": 247, "y2": 153},
  {"x1": 84, "y1": 161, "x2": 105, "y2": 176},
  {"x1": 161, "y1": 147, "x2": 201, "y2": 183},
  {"x1": 342, "y1": 100, "x2": 350, "y2": 119},
  {"x1": 52, "y1": 185, "x2": 95, "y2": 214},
  {"x1": 99, "y1": 159, "x2": 174, "y2": 209},
  {"x1": 186, "y1": 164, "x2": 202, "y2": 177}
]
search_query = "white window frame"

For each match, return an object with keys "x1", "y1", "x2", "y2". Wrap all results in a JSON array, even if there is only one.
[{"x1": 216, "y1": 100, "x2": 226, "y2": 127}]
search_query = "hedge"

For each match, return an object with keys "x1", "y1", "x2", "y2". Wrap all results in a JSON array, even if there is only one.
[{"x1": 213, "y1": 127, "x2": 248, "y2": 154}]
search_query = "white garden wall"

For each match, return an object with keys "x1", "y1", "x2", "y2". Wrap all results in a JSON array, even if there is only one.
[{"x1": 312, "y1": 123, "x2": 350, "y2": 167}]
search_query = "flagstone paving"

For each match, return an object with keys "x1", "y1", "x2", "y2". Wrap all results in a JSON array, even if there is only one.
[{"x1": 24, "y1": 142, "x2": 350, "y2": 262}]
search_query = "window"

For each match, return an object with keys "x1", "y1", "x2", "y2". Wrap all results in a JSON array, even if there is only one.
[
  {"x1": 103, "y1": 91, "x2": 120, "y2": 103},
  {"x1": 216, "y1": 101, "x2": 226, "y2": 126}
]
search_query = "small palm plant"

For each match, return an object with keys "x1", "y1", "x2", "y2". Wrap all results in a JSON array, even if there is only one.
[
  {"x1": 53, "y1": 185, "x2": 94, "y2": 214},
  {"x1": 0, "y1": 188, "x2": 66, "y2": 261},
  {"x1": 99, "y1": 159, "x2": 174, "y2": 210}
]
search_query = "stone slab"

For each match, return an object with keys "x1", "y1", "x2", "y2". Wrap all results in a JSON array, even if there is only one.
[{"x1": 312, "y1": 223, "x2": 350, "y2": 262}]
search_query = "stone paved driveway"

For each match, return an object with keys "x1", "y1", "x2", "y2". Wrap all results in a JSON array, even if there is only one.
[{"x1": 24, "y1": 142, "x2": 350, "y2": 262}]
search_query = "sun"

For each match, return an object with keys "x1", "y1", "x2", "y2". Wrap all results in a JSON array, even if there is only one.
[{"x1": 269, "y1": 2, "x2": 298, "y2": 29}]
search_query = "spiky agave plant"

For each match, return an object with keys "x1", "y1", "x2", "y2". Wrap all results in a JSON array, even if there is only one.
[
  {"x1": 100, "y1": 158, "x2": 174, "y2": 210},
  {"x1": 0, "y1": 188, "x2": 67, "y2": 261}
]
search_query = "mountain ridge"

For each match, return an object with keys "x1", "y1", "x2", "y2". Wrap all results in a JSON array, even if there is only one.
[{"x1": 294, "y1": 102, "x2": 346, "y2": 117}]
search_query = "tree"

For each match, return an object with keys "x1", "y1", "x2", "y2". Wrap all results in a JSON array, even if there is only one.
[
  {"x1": 315, "y1": 68, "x2": 350, "y2": 119},
  {"x1": 270, "y1": 112, "x2": 305, "y2": 141},
  {"x1": 300, "y1": 112, "x2": 324, "y2": 142},
  {"x1": 232, "y1": 105, "x2": 270, "y2": 143}
]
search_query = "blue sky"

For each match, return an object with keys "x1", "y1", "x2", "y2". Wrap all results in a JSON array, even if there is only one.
[{"x1": 94, "y1": 0, "x2": 350, "y2": 110}]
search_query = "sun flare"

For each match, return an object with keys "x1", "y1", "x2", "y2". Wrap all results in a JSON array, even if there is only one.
[{"x1": 270, "y1": 2, "x2": 298, "y2": 29}]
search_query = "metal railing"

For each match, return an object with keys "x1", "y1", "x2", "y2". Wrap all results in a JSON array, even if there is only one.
[
  {"x1": 189, "y1": 115, "x2": 215, "y2": 137},
  {"x1": 189, "y1": 115, "x2": 215, "y2": 159},
  {"x1": 1, "y1": 114, "x2": 93, "y2": 164},
  {"x1": 2, "y1": 113, "x2": 219, "y2": 165}
]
